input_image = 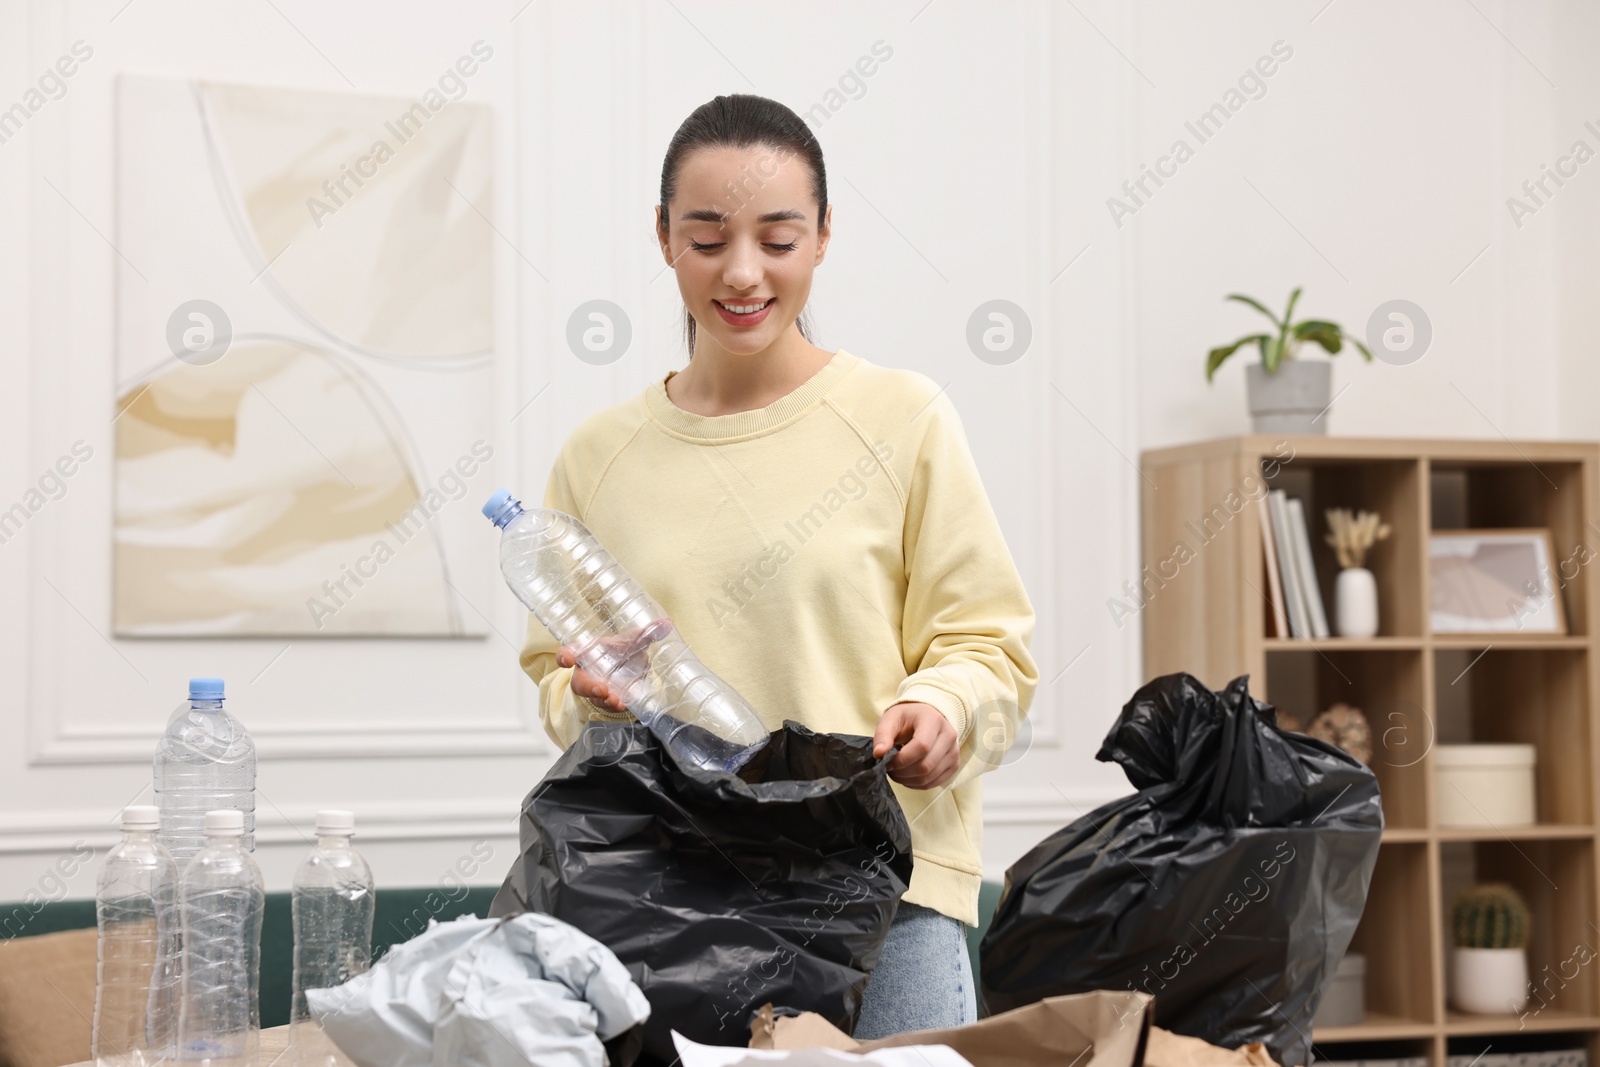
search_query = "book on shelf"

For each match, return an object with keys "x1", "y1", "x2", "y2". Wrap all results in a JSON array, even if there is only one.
[
  {"x1": 1285, "y1": 495, "x2": 1330, "y2": 639},
  {"x1": 1257, "y1": 494, "x2": 1288, "y2": 638},
  {"x1": 1267, "y1": 489, "x2": 1310, "y2": 639}
]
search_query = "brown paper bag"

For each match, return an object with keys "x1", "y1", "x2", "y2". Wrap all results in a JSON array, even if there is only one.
[
  {"x1": 750, "y1": 990, "x2": 1153, "y2": 1067},
  {"x1": 1145, "y1": 1027, "x2": 1277, "y2": 1067},
  {"x1": 749, "y1": 991, "x2": 1279, "y2": 1067}
]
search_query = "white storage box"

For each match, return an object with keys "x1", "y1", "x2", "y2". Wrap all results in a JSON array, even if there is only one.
[
  {"x1": 1311, "y1": 951, "x2": 1365, "y2": 1029},
  {"x1": 1435, "y1": 743, "x2": 1536, "y2": 827}
]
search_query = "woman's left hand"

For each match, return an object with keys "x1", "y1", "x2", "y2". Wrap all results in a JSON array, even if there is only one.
[{"x1": 873, "y1": 702, "x2": 960, "y2": 789}]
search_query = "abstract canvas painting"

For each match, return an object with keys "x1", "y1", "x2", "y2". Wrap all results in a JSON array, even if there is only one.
[{"x1": 114, "y1": 75, "x2": 494, "y2": 636}]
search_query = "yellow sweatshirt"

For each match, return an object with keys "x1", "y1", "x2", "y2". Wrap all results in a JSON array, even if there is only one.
[{"x1": 518, "y1": 347, "x2": 1039, "y2": 926}]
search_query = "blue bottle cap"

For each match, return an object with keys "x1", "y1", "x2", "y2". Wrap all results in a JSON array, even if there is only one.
[
  {"x1": 189, "y1": 677, "x2": 225, "y2": 700},
  {"x1": 482, "y1": 489, "x2": 521, "y2": 527}
]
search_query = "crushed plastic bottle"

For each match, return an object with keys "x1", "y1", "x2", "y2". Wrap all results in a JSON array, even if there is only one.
[
  {"x1": 176, "y1": 809, "x2": 264, "y2": 1067},
  {"x1": 483, "y1": 488, "x2": 769, "y2": 772},
  {"x1": 93, "y1": 805, "x2": 179, "y2": 1067},
  {"x1": 289, "y1": 810, "x2": 374, "y2": 1067}
]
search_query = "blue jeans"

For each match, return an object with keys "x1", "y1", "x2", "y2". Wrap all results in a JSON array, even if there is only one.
[{"x1": 853, "y1": 902, "x2": 977, "y2": 1039}]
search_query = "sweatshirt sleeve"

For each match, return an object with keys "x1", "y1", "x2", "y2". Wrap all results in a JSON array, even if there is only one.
[
  {"x1": 519, "y1": 444, "x2": 636, "y2": 751},
  {"x1": 890, "y1": 386, "x2": 1040, "y2": 777}
]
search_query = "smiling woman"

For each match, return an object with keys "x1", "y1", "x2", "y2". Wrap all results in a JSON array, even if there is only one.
[
  {"x1": 517, "y1": 92, "x2": 1039, "y2": 1040},
  {"x1": 654, "y1": 94, "x2": 830, "y2": 364}
]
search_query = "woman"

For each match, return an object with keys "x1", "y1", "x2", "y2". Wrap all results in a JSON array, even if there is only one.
[{"x1": 520, "y1": 93, "x2": 1038, "y2": 1037}]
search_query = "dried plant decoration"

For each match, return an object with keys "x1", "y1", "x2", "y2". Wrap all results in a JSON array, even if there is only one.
[
  {"x1": 1325, "y1": 508, "x2": 1391, "y2": 570},
  {"x1": 1307, "y1": 702, "x2": 1373, "y2": 764}
]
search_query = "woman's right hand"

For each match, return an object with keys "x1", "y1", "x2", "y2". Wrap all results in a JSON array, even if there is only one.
[
  {"x1": 556, "y1": 645, "x2": 628, "y2": 713},
  {"x1": 556, "y1": 618, "x2": 675, "y2": 715}
]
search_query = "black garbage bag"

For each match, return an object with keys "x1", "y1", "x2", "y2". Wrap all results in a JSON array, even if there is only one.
[
  {"x1": 980, "y1": 673, "x2": 1382, "y2": 1067},
  {"x1": 490, "y1": 718, "x2": 913, "y2": 1066}
]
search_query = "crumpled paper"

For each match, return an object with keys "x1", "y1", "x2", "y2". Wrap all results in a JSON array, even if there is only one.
[
  {"x1": 305, "y1": 912, "x2": 650, "y2": 1067},
  {"x1": 672, "y1": 1031, "x2": 975, "y2": 1067}
]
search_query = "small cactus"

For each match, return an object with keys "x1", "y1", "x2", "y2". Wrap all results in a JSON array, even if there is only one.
[{"x1": 1452, "y1": 883, "x2": 1530, "y2": 949}]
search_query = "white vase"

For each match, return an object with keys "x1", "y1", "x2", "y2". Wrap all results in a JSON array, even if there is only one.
[
  {"x1": 1452, "y1": 946, "x2": 1529, "y2": 1014},
  {"x1": 1335, "y1": 567, "x2": 1379, "y2": 638}
]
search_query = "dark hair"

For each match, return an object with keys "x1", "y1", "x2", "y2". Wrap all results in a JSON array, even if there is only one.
[{"x1": 658, "y1": 93, "x2": 828, "y2": 356}]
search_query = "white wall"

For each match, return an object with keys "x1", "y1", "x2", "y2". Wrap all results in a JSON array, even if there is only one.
[
  {"x1": 1550, "y1": 1, "x2": 1600, "y2": 436},
  {"x1": 1, "y1": 0, "x2": 1593, "y2": 908},
  {"x1": 1129, "y1": 0, "x2": 1573, "y2": 447}
]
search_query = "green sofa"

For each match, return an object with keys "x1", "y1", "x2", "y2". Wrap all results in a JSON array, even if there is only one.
[
  {"x1": 5, "y1": 881, "x2": 1004, "y2": 1028},
  {"x1": 4, "y1": 887, "x2": 497, "y2": 1028},
  {"x1": 966, "y1": 879, "x2": 1004, "y2": 1000}
]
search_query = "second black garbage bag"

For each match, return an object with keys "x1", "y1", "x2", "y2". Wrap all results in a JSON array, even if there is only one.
[
  {"x1": 980, "y1": 672, "x2": 1383, "y2": 1067},
  {"x1": 490, "y1": 718, "x2": 913, "y2": 1067}
]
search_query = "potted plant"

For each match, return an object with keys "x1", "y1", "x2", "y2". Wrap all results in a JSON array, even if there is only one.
[
  {"x1": 1205, "y1": 288, "x2": 1373, "y2": 434},
  {"x1": 1450, "y1": 883, "x2": 1530, "y2": 1014}
]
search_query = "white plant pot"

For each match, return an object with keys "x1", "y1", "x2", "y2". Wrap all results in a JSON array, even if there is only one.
[
  {"x1": 1335, "y1": 567, "x2": 1379, "y2": 638},
  {"x1": 1451, "y1": 946, "x2": 1529, "y2": 1014}
]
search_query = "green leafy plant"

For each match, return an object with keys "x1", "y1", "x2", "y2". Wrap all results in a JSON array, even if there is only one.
[
  {"x1": 1452, "y1": 883, "x2": 1530, "y2": 949},
  {"x1": 1205, "y1": 287, "x2": 1374, "y2": 383}
]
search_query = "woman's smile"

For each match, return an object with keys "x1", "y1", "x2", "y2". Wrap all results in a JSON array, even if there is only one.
[{"x1": 713, "y1": 297, "x2": 775, "y2": 325}]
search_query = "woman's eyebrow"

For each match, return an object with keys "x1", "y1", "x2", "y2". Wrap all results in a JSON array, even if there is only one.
[{"x1": 680, "y1": 207, "x2": 807, "y2": 224}]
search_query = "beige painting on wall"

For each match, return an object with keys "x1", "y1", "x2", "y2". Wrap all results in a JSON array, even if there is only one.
[{"x1": 114, "y1": 75, "x2": 494, "y2": 636}]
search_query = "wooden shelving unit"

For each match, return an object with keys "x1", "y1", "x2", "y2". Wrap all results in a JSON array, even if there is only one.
[{"x1": 1140, "y1": 436, "x2": 1600, "y2": 1067}]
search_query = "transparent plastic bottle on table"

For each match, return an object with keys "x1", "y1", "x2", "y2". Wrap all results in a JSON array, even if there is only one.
[
  {"x1": 176, "y1": 809, "x2": 264, "y2": 1067},
  {"x1": 93, "y1": 805, "x2": 179, "y2": 1067},
  {"x1": 289, "y1": 810, "x2": 374, "y2": 1067},
  {"x1": 482, "y1": 488, "x2": 769, "y2": 772},
  {"x1": 154, "y1": 678, "x2": 256, "y2": 871}
]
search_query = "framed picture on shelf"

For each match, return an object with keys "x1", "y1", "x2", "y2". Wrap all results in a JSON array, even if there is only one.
[{"x1": 1428, "y1": 528, "x2": 1566, "y2": 635}]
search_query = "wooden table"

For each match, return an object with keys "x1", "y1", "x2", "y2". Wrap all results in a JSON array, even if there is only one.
[{"x1": 63, "y1": 1025, "x2": 290, "y2": 1067}]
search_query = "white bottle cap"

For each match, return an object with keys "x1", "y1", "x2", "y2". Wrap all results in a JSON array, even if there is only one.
[
  {"x1": 122, "y1": 805, "x2": 160, "y2": 831},
  {"x1": 315, "y1": 810, "x2": 355, "y2": 836},
  {"x1": 203, "y1": 809, "x2": 245, "y2": 837}
]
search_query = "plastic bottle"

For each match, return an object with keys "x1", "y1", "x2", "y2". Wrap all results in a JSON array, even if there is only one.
[
  {"x1": 93, "y1": 805, "x2": 179, "y2": 1067},
  {"x1": 289, "y1": 810, "x2": 374, "y2": 1067},
  {"x1": 482, "y1": 489, "x2": 769, "y2": 772},
  {"x1": 176, "y1": 809, "x2": 264, "y2": 1067},
  {"x1": 154, "y1": 678, "x2": 256, "y2": 870}
]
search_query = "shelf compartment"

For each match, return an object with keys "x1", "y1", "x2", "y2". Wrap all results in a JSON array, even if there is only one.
[
  {"x1": 1266, "y1": 647, "x2": 1429, "y2": 829},
  {"x1": 1439, "y1": 840, "x2": 1599, "y2": 1022},
  {"x1": 1432, "y1": 648, "x2": 1593, "y2": 827},
  {"x1": 1308, "y1": 1035, "x2": 1433, "y2": 1067},
  {"x1": 1338, "y1": 842, "x2": 1438, "y2": 1032},
  {"x1": 1264, "y1": 457, "x2": 1426, "y2": 640},
  {"x1": 1444, "y1": 1030, "x2": 1599, "y2": 1067},
  {"x1": 1430, "y1": 461, "x2": 1592, "y2": 638}
]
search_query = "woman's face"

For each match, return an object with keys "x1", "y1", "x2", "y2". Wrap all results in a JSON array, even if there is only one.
[{"x1": 657, "y1": 144, "x2": 831, "y2": 357}]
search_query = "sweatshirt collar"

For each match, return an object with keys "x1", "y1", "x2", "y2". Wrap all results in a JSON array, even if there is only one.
[{"x1": 644, "y1": 348, "x2": 860, "y2": 443}]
